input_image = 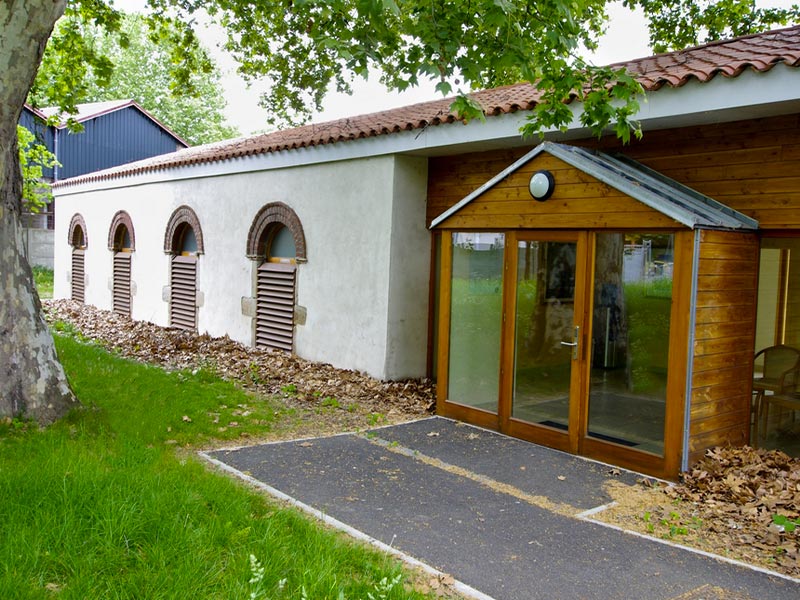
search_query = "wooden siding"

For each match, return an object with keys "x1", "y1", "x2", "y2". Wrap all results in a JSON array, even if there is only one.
[
  {"x1": 427, "y1": 114, "x2": 800, "y2": 230},
  {"x1": 432, "y1": 154, "x2": 683, "y2": 230},
  {"x1": 688, "y1": 230, "x2": 759, "y2": 465}
]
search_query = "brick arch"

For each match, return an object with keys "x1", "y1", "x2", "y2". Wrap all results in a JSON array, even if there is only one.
[
  {"x1": 68, "y1": 213, "x2": 88, "y2": 248},
  {"x1": 246, "y1": 202, "x2": 306, "y2": 261},
  {"x1": 107, "y1": 210, "x2": 136, "y2": 251},
  {"x1": 163, "y1": 205, "x2": 204, "y2": 254}
]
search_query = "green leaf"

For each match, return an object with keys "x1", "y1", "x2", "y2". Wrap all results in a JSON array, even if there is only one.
[{"x1": 450, "y1": 94, "x2": 485, "y2": 122}]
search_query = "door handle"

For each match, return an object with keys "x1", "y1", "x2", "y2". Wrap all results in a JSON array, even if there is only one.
[{"x1": 560, "y1": 326, "x2": 580, "y2": 360}]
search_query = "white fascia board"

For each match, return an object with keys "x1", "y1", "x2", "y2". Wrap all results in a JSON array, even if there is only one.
[
  {"x1": 55, "y1": 64, "x2": 798, "y2": 198},
  {"x1": 633, "y1": 63, "x2": 800, "y2": 127}
]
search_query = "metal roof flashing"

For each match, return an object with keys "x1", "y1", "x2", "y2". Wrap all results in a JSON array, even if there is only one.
[{"x1": 429, "y1": 141, "x2": 759, "y2": 231}]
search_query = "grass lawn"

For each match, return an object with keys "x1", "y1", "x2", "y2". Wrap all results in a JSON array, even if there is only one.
[
  {"x1": 32, "y1": 266, "x2": 54, "y2": 300},
  {"x1": 0, "y1": 333, "x2": 437, "y2": 599}
]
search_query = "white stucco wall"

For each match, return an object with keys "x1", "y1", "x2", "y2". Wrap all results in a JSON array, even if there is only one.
[
  {"x1": 384, "y1": 156, "x2": 430, "y2": 379},
  {"x1": 54, "y1": 153, "x2": 431, "y2": 380}
]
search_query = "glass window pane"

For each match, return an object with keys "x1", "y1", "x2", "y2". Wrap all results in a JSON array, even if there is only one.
[
  {"x1": 269, "y1": 225, "x2": 296, "y2": 259},
  {"x1": 512, "y1": 240, "x2": 576, "y2": 429},
  {"x1": 447, "y1": 232, "x2": 504, "y2": 412},
  {"x1": 755, "y1": 237, "x2": 800, "y2": 455},
  {"x1": 180, "y1": 226, "x2": 198, "y2": 254},
  {"x1": 588, "y1": 233, "x2": 673, "y2": 455}
]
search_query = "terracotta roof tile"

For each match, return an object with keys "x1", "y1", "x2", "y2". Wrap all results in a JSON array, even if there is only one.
[{"x1": 55, "y1": 25, "x2": 800, "y2": 188}]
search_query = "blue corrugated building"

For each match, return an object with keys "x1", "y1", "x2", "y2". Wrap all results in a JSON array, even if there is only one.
[
  {"x1": 20, "y1": 100, "x2": 187, "y2": 266},
  {"x1": 22, "y1": 99, "x2": 187, "y2": 183}
]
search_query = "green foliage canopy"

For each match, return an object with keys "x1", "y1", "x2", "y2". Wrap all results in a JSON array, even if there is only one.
[
  {"x1": 146, "y1": 0, "x2": 797, "y2": 142},
  {"x1": 31, "y1": 12, "x2": 238, "y2": 145},
  {"x1": 204, "y1": 0, "x2": 645, "y2": 140},
  {"x1": 18, "y1": 125, "x2": 59, "y2": 213},
  {"x1": 628, "y1": 0, "x2": 800, "y2": 53},
  {"x1": 25, "y1": 0, "x2": 800, "y2": 145}
]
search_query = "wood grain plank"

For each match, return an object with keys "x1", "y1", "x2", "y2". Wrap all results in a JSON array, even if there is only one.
[
  {"x1": 696, "y1": 274, "x2": 758, "y2": 292},
  {"x1": 692, "y1": 379, "x2": 753, "y2": 404},
  {"x1": 694, "y1": 334, "x2": 758, "y2": 356},
  {"x1": 439, "y1": 212, "x2": 682, "y2": 230},
  {"x1": 692, "y1": 365, "x2": 752, "y2": 388},
  {"x1": 695, "y1": 289, "x2": 759, "y2": 308},
  {"x1": 695, "y1": 320, "x2": 756, "y2": 341},
  {"x1": 696, "y1": 259, "x2": 757, "y2": 276},
  {"x1": 692, "y1": 349, "x2": 754, "y2": 373}
]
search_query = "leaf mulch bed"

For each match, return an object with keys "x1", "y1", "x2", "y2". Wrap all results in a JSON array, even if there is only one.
[
  {"x1": 44, "y1": 300, "x2": 434, "y2": 439},
  {"x1": 44, "y1": 301, "x2": 800, "y2": 579},
  {"x1": 598, "y1": 446, "x2": 800, "y2": 579}
]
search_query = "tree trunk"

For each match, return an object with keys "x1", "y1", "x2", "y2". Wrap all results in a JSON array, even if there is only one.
[
  {"x1": 592, "y1": 233, "x2": 629, "y2": 373},
  {"x1": 0, "y1": 0, "x2": 75, "y2": 424}
]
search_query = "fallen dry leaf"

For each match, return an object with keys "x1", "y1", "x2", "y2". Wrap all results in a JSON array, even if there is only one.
[{"x1": 43, "y1": 300, "x2": 434, "y2": 439}]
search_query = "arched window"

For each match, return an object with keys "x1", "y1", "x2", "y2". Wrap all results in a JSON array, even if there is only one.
[
  {"x1": 108, "y1": 211, "x2": 135, "y2": 317},
  {"x1": 246, "y1": 203, "x2": 306, "y2": 352},
  {"x1": 68, "y1": 214, "x2": 88, "y2": 303},
  {"x1": 164, "y1": 206, "x2": 204, "y2": 330}
]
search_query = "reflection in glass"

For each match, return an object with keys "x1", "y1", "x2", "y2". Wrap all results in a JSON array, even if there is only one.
[
  {"x1": 588, "y1": 233, "x2": 672, "y2": 455},
  {"x1": 447, "y1": 232, "x2": 505, "y2": 412},
  {"x1": 512, "y1": 240, "x2": 576, "y2": 429},
  {"x1": 755, "y1": 237, "x2": 800, "y2": 456}
]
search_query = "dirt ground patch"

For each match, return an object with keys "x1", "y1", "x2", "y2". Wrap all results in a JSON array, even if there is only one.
[
  {"x1": 595, "y1": 447, "x2": 800, "y2": 579},
  {"x1": 44, "y1": 300, "x2": 800, "y2": 580}
]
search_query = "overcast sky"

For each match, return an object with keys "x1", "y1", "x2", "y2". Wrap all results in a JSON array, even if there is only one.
[
  {"x1": 195, "y1": 2, "x2": 653, "y2": 134},
  {"x1": 114, "y1": 1, "x2": 795, "y2": 136}
]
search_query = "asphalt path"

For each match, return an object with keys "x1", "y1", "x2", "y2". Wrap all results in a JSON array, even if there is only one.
[{"x1": 205, "y1": 417, "x2": 800, "y2": 600}]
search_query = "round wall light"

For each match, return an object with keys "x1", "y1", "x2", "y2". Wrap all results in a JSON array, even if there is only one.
[{"x1": 529, "y1": 170, "x2": 555, "y2": 202}]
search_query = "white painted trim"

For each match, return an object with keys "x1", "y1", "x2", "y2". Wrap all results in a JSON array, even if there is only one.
[
  {"x1": 55, "y1": 64, "x2": 800, "y2": 198},
  {"x1": 199, "y1": 451, "x2": 498, "y2": 600}
]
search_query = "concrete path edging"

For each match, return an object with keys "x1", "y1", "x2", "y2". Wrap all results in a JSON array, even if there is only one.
[{"x1": 199, "y1": 451, "x2": 497, "y2": 600}]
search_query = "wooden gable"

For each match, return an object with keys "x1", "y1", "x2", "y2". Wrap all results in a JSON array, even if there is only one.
[
  {"x1": 429, "y1": 146, "x2": 753, "y2": 232},
  {"x1": 434, "y1": 153, "x2": 685, "y2": 230}
]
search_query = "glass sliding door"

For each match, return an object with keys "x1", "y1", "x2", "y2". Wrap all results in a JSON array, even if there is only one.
[
  {"x1": 446, "y1": 232, "x2": 505, "y2": 413},
  {"x1": 439, "y1": 227, "x2": 682, "y2": 475},
  {"x1": 587, "y1": 233, "x2": 673, "y2": 455},
  {"x1": 512, "y1": 239, "x2": 578, "y2": 431}
]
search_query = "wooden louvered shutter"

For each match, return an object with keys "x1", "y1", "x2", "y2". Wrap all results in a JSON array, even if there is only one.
[
  {"x1": 256, "y1": 262, "x2": 296, "y2": 351},
  {"x1": 170, "y1": 255, "x2": 197, "y2": 330},
  {"x1": 71, "y1": 249, "x2": 85, "y2": 303},
  {"x1": 113, "y1": 252, "x2": 132, "y2": 316}
]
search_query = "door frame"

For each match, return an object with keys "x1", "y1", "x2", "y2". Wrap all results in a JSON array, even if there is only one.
[
  {"x1": 437, "y1": 229, "x2": 691, "y2": 479},
  {"x1": 498, "y1": 230, "x2": 592, "y2": 454}
]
